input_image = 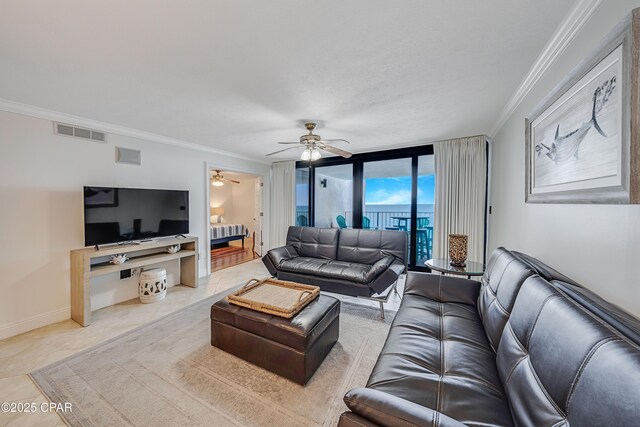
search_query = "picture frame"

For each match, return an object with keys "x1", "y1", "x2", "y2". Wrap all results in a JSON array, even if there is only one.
[{"x1": 525, "y1": 9, "x2": 640, "y2": 204}]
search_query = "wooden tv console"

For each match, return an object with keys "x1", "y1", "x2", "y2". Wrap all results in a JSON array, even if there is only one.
[{"x1": 70, "y1": 236, "x2": 199, "y2": 326}]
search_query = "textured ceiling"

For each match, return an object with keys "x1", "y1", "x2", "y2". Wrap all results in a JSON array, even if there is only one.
[{"x1": 0, "y1": 1, "x2": 575, "y2": 161}]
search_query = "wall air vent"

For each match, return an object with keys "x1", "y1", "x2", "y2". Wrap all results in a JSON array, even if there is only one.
[
  {"x1": 54, "y1": 122, "x2": 107, "y2": 143},
  {"x1": 115, "y1": 147, "x2": 142, "y2": 166}
]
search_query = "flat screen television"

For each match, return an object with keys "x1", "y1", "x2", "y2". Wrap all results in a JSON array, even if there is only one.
[{"x1": 83, "y1": 186, "x2": 189, "y2": 247}]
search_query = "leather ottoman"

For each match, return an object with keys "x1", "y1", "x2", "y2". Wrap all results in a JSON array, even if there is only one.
[{"x1": 211, "y1": 294, "x2": 340, "y2": 385}]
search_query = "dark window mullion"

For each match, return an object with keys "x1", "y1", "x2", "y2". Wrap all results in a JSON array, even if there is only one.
[
  {"x1": 309, "y1": 166, "x2": 315, "y2": 226},
  {"x1": 409, "y1": 155, "x2": 419, "y2": 269},
  {"x1": 353, "y1": 160, "x2": 363, "y2": 229}
]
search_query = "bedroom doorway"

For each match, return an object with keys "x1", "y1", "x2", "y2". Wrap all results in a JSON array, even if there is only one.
[{"x1": 208, "y1": 168, "x2": 262, "y2": 272}]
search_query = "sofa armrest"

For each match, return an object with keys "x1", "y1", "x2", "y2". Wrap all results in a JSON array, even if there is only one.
[
  {"x1": 267, "y1": 245, "x2": 299, "y2": 267},
  {"x1": 344, "y1": 388, "x2": 466, "y2": 427},
  {"x1": 363, "y1": 256, "x2": 395, "y2": 284},
  {"x1": 404, "y1": 272, "x2": 480, "y2": 306},
  {"x1": 368, "y1": 260, "x2": 406, "y2": 295}
]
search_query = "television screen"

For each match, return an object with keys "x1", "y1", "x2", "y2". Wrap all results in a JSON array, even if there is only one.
[{"x1": 83, "y1": 187, "x2": 189, "y2": 246}]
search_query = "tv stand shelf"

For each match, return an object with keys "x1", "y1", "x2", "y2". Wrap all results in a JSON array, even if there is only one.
[{"x1": 71, "y1": 236, "x2": 198, "y2": 327}]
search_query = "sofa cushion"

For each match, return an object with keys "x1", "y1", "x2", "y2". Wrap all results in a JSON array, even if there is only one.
[
  {"x1": 286, "y1": 226, "x2": 339, "y2": 259},
  {"x1": 497, "y1": 275, "x2": 640, "y2": 426},
  {"x1": 477, "y1": 247, "x2": 536, "y2": 352},
  {"x1": 552, "y1": 280, "x2": 640, "y2": 346},
  {"x1": 366, "y1": 293, "x2": 513, "y2": 427},
  {"x1": 279, "y1": 257, "x2": 389, "y2": 285},
  {"x1": 512, "y1": 250, "x2": 582, "y2": 287},
  {"x1": 404, "y1": 271, "x2": 480, "y2": 306},
  {"x1": 277, "y1": 270, "x2": 373, "y2": 297},
  {"x1": 337, "y1": 229, "x2": 407, "y2": 265}
]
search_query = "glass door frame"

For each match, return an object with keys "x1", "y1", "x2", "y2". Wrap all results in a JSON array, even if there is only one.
[{"x1": 296, "y1": 144, "x2": 435, "y2": 271}]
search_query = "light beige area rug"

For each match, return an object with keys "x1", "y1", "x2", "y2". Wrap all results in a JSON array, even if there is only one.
[{"x1": 30, "y1": 290, "x2": 395, "y2": 427}]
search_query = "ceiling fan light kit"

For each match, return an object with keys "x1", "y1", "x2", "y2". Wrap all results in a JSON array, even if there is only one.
[
  {"x1": 301, "y1": 147, "x2": 322, "y2": 161},
  {"x1": 266, "y1": 122, "x2": 352, "y2": 161},
  {"x1": 210, "y1": 170, "x2": 240, "y2": 186}
]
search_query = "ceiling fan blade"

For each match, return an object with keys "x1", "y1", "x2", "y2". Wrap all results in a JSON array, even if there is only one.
[
  {"x1": 320, "y1": 144, "x2": 353, "y2": 158},
  {"x1": 265, "y1": 146, "x2": 304, "y2": 156},
  {"x1": 223, "y1": 179, "x2": 241, "y2": 184},
  {"x1": 321, "y1": 138, "x2": 350, "y2": 144},
  {"x1": 277, "y1": 141, "x2": 300, "y2": 144}
]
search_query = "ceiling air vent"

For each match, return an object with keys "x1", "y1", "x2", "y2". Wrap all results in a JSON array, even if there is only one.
[{"x1": 54, "y1": 122, "x2": 107, "y2": 143}]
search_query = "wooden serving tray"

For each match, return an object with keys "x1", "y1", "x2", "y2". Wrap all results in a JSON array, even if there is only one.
[{"x1": 227, "y1": 278, "x2": 320, "y2": 318}]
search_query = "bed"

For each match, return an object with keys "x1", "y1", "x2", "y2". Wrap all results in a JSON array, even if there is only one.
[{"x1": 210, "y1": 224, "x2": 248, "y2": 249}]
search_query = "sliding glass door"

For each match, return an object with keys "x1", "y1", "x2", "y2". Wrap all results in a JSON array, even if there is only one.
[
  {"x1": 361, "y1": 157, "x2": 435, "y2": 269},
  {"x1": 297, "y1": 144, "x2": 435, "y2": 270},
  {"x1": 362, "y1": 158, "x2": 413, "y2": 230}
]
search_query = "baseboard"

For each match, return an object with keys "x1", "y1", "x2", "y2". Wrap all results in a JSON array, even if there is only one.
[{"x1": 0, "y1": 307, "x2": 70, "y2": 341}]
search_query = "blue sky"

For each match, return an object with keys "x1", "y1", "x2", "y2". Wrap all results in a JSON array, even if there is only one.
[
  {"x1": 365, "y1": 175, "x2": 435, "y2": 205},
  {"x1": 296, "y1": 175, "x2": 435, "y2": 206}
]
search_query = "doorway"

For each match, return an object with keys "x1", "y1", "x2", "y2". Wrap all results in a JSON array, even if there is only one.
[{"x1": 207, "y1": 168, "x2": 263, "y2": 272}]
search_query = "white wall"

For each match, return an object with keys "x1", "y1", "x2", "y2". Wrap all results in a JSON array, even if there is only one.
[
  {"x1": 315, "y1": 173, "x2": 352, "y2": 228},
  {"x1": 489, "y1": 0, "x2": 640, "y2": 315},
  {"x1": 0, "y1": 110, "x2": 270, "y2": 339}
]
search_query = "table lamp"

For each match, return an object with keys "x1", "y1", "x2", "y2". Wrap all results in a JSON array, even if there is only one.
[{"x1": 211, "y1": 207, "x2": 224, "y2": 223}]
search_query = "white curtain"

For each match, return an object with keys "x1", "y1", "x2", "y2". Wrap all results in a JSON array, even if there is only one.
[
  {"x1": 269, "y1": 161, "x2": 296, "y2": 248},
  {"x1": 433, "y1": 136, "x2": 487, "y2": 263}
]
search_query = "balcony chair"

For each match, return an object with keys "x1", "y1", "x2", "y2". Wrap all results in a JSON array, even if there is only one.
[
  {"x1": 416, "y1": 217, "x2": 432, "y2": 260},
  {"x1": 336, "y1": 215, "x2": 348, "y2": 229}
]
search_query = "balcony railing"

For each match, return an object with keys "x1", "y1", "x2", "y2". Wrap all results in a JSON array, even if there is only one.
[
  {"x1": 296, "y1": 209, "x2": 434, "y2": 230},
  {"x1": 359, "y1": 211, "x2": 434, "y2": 230}
]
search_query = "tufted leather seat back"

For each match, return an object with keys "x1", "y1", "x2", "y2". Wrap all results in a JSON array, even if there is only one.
[
  {"x1": 337, "y1": 229, "x2": 407, "y2": 265},
  {"x1": 497, "y1": 275, "x2": 640, "y2": 425},
  {"x1": 478, "y1": 247, "x2": 536, "y2": 352},
  {"x1": 286, "y1": 226, "x2": 339, "y2": 260}
]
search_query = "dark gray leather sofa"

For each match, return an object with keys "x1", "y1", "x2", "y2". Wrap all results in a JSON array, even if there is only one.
[
  {"x1": 339, "y1": 247, "x2": 640, "y2": 426},
  {"x1": 263, "y1": 226, "x2": 407, "y2": 317}
]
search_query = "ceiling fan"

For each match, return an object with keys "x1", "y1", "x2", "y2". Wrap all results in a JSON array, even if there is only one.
[
  {"x1": 210, "y1": 170, "x2": 240, "y2": 187},
  {"x1": 266, "y1": 122, "x2": 353, "y2": 161}
]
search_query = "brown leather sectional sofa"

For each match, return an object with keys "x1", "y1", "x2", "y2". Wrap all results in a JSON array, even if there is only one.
[{"x1": 339, "y1": 247, "x2": 640, "y2": 426}]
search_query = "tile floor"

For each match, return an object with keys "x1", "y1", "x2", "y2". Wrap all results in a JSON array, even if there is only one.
[{"x1": 0, "y1": 259, "x2": 404, "y2": 426}]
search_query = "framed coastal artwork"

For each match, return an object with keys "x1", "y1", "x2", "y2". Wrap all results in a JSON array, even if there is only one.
[{"x1": 525, "y1": 9, "x2": 640, "y2": 204}]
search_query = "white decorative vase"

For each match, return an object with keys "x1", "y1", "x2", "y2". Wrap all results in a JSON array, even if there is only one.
[{"x1": 138, "y1": 268, "x2": 167, "y2": 303}]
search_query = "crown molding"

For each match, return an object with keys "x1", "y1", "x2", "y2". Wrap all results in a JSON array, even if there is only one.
[
  {"x1": 488, "y1": 0, "x2": 604, "y2": 137},
  {"x1": 0, "y1": 98, "x2": 270, "y2": 164}
]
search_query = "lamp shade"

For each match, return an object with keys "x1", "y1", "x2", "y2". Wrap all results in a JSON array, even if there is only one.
[{"x1": 212, "y1": 207, "x2": 225, "y2": 216}]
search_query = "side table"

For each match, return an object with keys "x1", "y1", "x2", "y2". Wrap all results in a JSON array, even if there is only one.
[{"x1": 425, "y1": 258, "x2": 485, "y2": 279}]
